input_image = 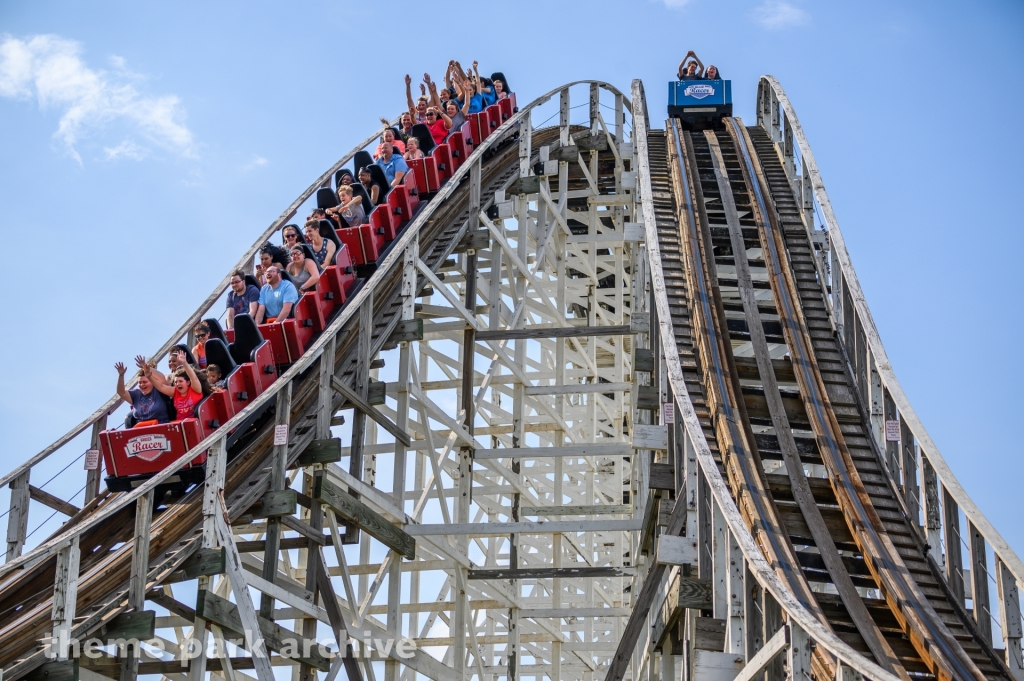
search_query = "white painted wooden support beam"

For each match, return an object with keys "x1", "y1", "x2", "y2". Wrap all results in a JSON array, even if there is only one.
[
  {"x1": 524, "y1": 381, "x2": 632, "y2": 396},
  {"x1": 213, "y1": 500, "x2": 275, "y2": 681},
  {"x1": 691, "y1": 650, "x2": 744, "y2": 681},
  {"x1": 655, "y1": 535, "x2": 698, "y2": 567},
  {"x1": 474, "y1": 443, "x2": 631, "y2": 460},
  {"x1": 5, "y1": 470, "x2": 30, "y2": 562},
  {"x1": 732, "y1": 624, "x2": 788, "y2": 681},
  {"x1": 405, "y1": 519, "x2": 641, "y2": 536},
  {"x1": 788, "y1": 623, "x2": 812, "y2": 681},
  {"x1": 522, "y1": 607, "x2": 630, "y2": 619},
  {"x1": 50, "y1": 534, "x2": 80, "y2": 660},
  {"x1": 996, "y1": 557, "x2": 1024, "y2": 680}
]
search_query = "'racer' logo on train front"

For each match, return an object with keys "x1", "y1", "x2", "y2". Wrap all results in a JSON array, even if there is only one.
[
  {"x1": 684, "y1": 84, "x2": 715, "y2": 100},
  {"x1": 125, "y1": 434, "x2": 172, "y2": 462}
]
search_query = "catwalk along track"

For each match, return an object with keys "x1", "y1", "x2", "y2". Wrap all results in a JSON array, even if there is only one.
[{"x1": 0, "y1": 76, "x2": 1020, "y2": 681}]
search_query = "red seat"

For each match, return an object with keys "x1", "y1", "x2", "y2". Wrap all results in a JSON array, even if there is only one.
[
  {"x1": 370, "y1": 205, "x2": 396, "y2": 240},
  {"x1": 432, "y1": 143, "x2": 453, "y2": 183},
  {"x1": 194, "y1": 396, "x2": 226, "y2": 441},
  {"x1": 448, "y1": 130, "x2": 468, "y2": 171},
  {"x1": 485, "y1": 105, "x2": 501, "y2": 134},
  {"x1": 408, "y1": 158, "x2": 438, "y2": 194},
  {"x1": 497, "y1": 97, "x2": 513, "y2": 122},
  {"x1": 387, "y1": 186, "x2": 417, "y2": 230},
  {"x1": 284, "y1": 292, "x2": 324, "y2": 356},
  {"x1": 460, "y1": 121, "x2": 476, "y2": 155},
  {"x1": 247, "y1": 341, "x2": 278, "y2": 394},
  {"x1": 258, "y1": 320, "x2": 299, "y2": 365},
  {"x1": 465, "y1": 114, "x2": 486, "y2": 146},
  {"x1": 223, "y1": 366, "x2": 252, "y2": 415},
  {"x1": 340, "y1": 223, "x2": 384, "y2": 265}
]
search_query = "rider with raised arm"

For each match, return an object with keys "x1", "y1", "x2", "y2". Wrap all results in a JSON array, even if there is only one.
[{"x1": 678, "y1": 50, "x2": 704, "y2": 80}]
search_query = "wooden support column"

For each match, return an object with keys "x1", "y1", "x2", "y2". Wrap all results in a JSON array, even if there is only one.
[
  {"x1": 787, "y1": 623, "x2": 810, "y2": 681},
  {"x1": 259, "y1": 381, "x2": 291, "y2": 620},
  {"x1": 344, "y1": 289, "x2": 373, "y2": 545},
  {"x1": 726, "y1": 531, "x2": 745, "y2": 655},
  {"x1": 454, "y1": 165, "x2": 480, "y2": 680},
  {"x1": 86, "y1": 416, "x2": 107, "y2": 504},
  {"x1": 385, "y1": 240, "x2": 416, "y2": 681},
  {"x1": 190, "y1": 437, "x2": 227, "y2": 681},
  {"x1": 559, "y1": 87, "x2": 570, "y2": 147},
  {"x1": 6, "y1": 469, "x2": 30, "y2": 562},
  {"x1": 882, "y1": 391, "x2": 900, "y2": 483},
  {"x1": 745, "y1": 565, "x2": 763, "y2": 669},
  {"x1": 920, "y1": 453, "x2": 944, "y2": 569},
  {"x1": 763, "y1": 589, "x2": 783, "y2": 681},
  {"x1": 119, "y1": 489, "x2": 154, "y2": 681},
  {"x1": 212, "y1": 496, "x2": 275, "y2": 681},
  {"x1": 996, "y1": 558, "x2": 1024, "y2": 680},
  {"x1": 900, "y1": 418, "x2": 920, "y2": 522},
  {"x1": 968, "y1": 521, "x2": 992, "y2": 643},
  {"x1": 51, "y1": 534, "x2": 81, "y2": 660},
  {"x1": 943, "y1": 485, "x2": 965, "y2": 605}
]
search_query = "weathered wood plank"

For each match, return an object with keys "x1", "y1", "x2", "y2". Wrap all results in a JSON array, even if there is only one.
[
  {"x1": 28, "y1": 485, "x2": 81, "y2": 517},
  {"x1": 296, "y1": 438, "x2": 342, "y2": 467},
  {"x1": 633, "y1": 425, "x2": 669, "y2": 451},
  {"x1": 315, "y1": 476, "x2": 416, "y2": 559},
  {"x1": 656, "y1": 535, "x2": 698, "y2": 566},
  {"x1": 100, "y1": 611, "x2": 156, "y2": 641},
  {"x1": 254, "y1": 489, "x2": 298, "y2": 518},
  {"x1": 649, "y1": 463, "x2": 675, "y2": 490}
]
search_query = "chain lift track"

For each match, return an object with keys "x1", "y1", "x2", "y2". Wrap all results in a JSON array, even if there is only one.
[{"x1": 0, "y1": 78, "x2": 1020, "y2": 681}]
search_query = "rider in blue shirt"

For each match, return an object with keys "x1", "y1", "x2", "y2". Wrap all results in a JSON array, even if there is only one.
[{"x1": 375, "y1": 143, "x2": 409, "y2": 186}]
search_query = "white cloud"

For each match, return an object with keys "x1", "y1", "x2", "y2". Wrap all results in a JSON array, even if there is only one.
[
  {"x1": 103, "y1": 139, "x2": 147, "y2": 161},
  {"x1": 751, "y1": 1, "x2": 810, "y2": 29},
  {"x1": 245, "y1": 154, "x2": 268, "y2": 169},
  {"x1": 0, "y1": 34, "x2": 195, "y2": 163}
]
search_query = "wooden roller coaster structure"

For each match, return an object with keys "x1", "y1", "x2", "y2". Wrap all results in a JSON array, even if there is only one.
[{"x1": 0, "y1": 77, "x2": 1018, "y2": 681}]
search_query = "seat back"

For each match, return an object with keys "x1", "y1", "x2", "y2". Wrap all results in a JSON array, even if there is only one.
[
  {"x1": 490, "y1": 71, "x2": 510, "y2": 96},
  {"x1": 318, "y1": 220, "x2": 343, "y2": 259},
  {"x1": 387, "y1": 186, "x2": 412, "y2": 232},
  {"x1": 230, "y1": 315, "x2": 265, "y2": 366},
  {"x1": 204, "y1": 318, "x2": 228, "y2": 345},
  {"x1": 447, "y1": 130, "x2": 467, "y2": 171},
  {"x1": 410, "y1": 123, "x2": 436, "y2": 154},
  {"x1": 204, "y1": 338, "x2": 237, "y2": 375},
  {"x1": 285, "y1": 292, "x2": 323, "y2": 357},
  {"x1": 335, "y1": 168, "x2": 355, "y2": 190},
  {"x1": 368, "y1": 165, "x2": 390, "y2": 201},
  {"x1": 353, "y1": 151, "x2": 374, "y2": 175},
  {"x1": 431, "y1": 143, "x2": 453, "y2": 182},
  {"x1": 350, "y1": 183, "x2": 374, "y2": 214},
  {"x1": 316, "y1": 187, "x2": 339, "y2": 209}
]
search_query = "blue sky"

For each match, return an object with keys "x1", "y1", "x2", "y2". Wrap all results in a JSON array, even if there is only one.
[{"x1": 1, "y1": 0, "x2": 1022, "y2": 563}]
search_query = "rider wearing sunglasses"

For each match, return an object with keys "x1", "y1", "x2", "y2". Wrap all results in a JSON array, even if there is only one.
[{"x1": 192, "y1": 321, "x2": 210, "y2": 368}]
